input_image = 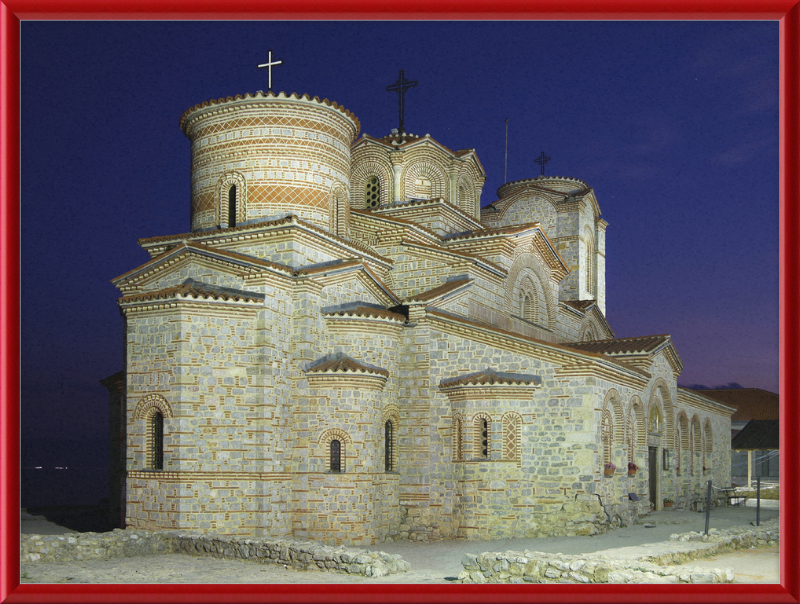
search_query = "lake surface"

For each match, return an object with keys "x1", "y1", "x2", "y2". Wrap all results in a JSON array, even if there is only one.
[{"x1": 21, "y1": 467, "x2": 109, "y2": 508}]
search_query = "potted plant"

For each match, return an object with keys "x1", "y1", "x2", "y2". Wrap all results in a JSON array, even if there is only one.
[
  {"x1": 604, "y1": 462, "x2": 616, "y2": 477},
  {"x1": 627, "y1": 462, "x2": 638, "y2": 476},
  {"x1": 663, "y1": 496, "x2": 674, "y2": 508}
]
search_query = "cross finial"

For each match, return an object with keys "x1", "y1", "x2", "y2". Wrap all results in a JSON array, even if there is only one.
[
  {"x1": 386, "y1": 70, "x2": 417, "y2": 134},
  {"x1": 257, "y1": 49, "x2": 283, "y2": 92},
  {"x1": 535, "y1": 151, "x2": 551, "y2": 176}
]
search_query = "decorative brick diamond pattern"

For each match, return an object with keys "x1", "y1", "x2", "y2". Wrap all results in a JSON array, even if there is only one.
[
  {"x1": 184, "y1": 99, "x2": 358, "y2": 232},
  {"x1": 502, "y1": 413, "x2": 521, "y2": 461}
]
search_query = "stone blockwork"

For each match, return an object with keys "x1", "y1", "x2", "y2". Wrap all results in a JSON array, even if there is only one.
[
  {"x1": 457, "y1": 550, "x2": 734, "y2": 584},
  {"x1": 21, "y1": 530, "x2": 411, "y2": 578},
  {"x1": 456, "y1": 521, "x2": 779, "y2": 583},
  {"x1": 181, "y1": 92, "x2": 359, "y2": 233},
  {"x1": 105, "y1": 84, "x2": 736, "y2": 547},
  {"x1": 21, "y1": 530, "x2": 170, "y2": 563}
]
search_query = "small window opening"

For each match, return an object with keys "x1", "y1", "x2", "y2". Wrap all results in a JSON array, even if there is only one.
[
  {"x1": 151, "y1": 411, "x2": 164, "y2": 470},
  {"x1": 385, "y1": 421, "x2": 394, "y2": 472},
  {"x1": 650, "y1": 406, "x2": 663, "y2": 434},
  {"x1": 366, "y1": 176, "x2": 380, "y2": 209},
  {"x1": 228, "y1": 185, "x2": 237, "y2": 228},
  {"x1": 454, "y1": 417, "x2": 463, "y2": 461},
  {"x1": 480, "y1": 419, "x2": 489, "y2": 458},
  {"x1": 330, "y1": 439, "x2": 342, "y2": 473}
]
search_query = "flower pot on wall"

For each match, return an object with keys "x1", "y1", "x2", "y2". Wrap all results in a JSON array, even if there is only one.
[
  {"x1": 604, "y1": 468, "x2": 615, "y2": 477},
  {"x1": 628, "y1": 470, "x2": 637, "y2": 477},
  {"x1": 664, "y1": 502, "x2": 674, "y2": 508}
]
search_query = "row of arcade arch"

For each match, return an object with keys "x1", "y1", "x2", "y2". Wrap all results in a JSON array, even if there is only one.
[{"x1": 600, "y1": 384, "x2": 717, "y2": 506}]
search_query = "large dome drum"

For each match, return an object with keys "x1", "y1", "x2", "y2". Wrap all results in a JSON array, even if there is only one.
[{"x1": 180, "y1": 92, "x2": 360, "y2": 235}]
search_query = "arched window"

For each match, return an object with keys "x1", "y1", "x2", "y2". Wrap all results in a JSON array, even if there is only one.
[
  {"x1": 601, "y1": 409, "x2": 613, "y2": 466},
  {"x1": 626, "y1": 413, "x2": 636, "y2": 466},
  {"x1": 365, "y1": 176, "x2": 380, "y2": 209},
  {"x1": 330, "y1": 439, "x2": 342, "y2": 473},
  {"x1": 474, "y1": 415, "x2": 490, "y2": 459},
  {"x1": 691, "y1": 417, "x2": 702, "y2": 475},
  {"x1": 384, "y1": 420, "x2": 394, "y2": 472},
  {"x1": 521, "y1": 293, "x2": 536, "y2": 322},
  {"x1": 650, "y1": 405, "x2": 663, "y2": 434},
  {"x1": 677, "y1": 413, "x2": 690, "y2": 475},
  {"x1": 228, "y1": 185, "x2": 237, "y2": 228},
  {"x1": 150, "y1": 411, "x2": 164, "y2": 470},
  {"x1": 584, "y1": 229, "x2": 596, "y2": 298}
]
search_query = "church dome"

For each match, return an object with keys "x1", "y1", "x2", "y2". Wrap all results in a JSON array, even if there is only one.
[
  {"x1": 496, "y1": 175, "x2": 590, "y2": 200},
  {"x1": 181, "y1": 91, "x2": 360, "y2": 233}
]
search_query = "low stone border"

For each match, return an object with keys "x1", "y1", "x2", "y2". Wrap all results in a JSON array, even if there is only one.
[
  {"x1": 457, "y1": 551, "x2": 734, "y2": 584},
  {"x1": 21, "y1": 530, "x2": 169, "y2": 563},
  {"x1": 171, "y1": 533, "x2": 410, "y2": 577},
  {"x1": 457, "y1": 521, "x2": 780, "y2": 584},
  {"x1": 21, "y1": 530, "x2": 410, "y2": 578}
]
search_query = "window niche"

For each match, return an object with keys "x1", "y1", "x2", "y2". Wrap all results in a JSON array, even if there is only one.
[
  {"x1": 330, "y1": 439, "x2": 343, "y2": 473},
  {"x1": 365, "y1": 176, "x2": 380, "y2": 209},
  {"x1": 384, "y1": 420, "x2": 394, "y2": 472},
  {"x1": 150, "y1": 411, "x2": 164, "y2": 471}
]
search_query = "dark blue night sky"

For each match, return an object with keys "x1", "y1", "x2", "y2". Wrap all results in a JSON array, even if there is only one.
[{"x1": 20, "y1": 21, "x2": 778, "y2": 498}]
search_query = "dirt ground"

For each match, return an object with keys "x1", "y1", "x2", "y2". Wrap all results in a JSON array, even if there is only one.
[
  {"x1": 19, "y1": 547, "x2": 780, "y2": 585},
  {"x1": 19, "y1": 505, "x2": 781, "y2": 585}
]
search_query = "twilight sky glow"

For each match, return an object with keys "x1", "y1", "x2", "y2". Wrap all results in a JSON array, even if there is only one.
[{"x1": 20, "y1": 21, "x2": 778, "y2": 484}]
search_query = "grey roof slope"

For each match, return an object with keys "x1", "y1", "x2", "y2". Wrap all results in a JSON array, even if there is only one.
[{"x1": 730, "y1": 420, "x2": 779, "y2": 450}]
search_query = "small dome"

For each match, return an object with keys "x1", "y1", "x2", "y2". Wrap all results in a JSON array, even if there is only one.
[{"x1": 497, "y1": 175, "x2": 590, "y2": 200}]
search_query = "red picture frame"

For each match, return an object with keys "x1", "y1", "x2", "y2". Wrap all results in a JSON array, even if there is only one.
[{"x1": 1, "y1": 2, "x2": 798, "y2": 603}]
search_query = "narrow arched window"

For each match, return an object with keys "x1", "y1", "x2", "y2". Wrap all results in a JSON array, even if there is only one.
[
  {"x1": 151, "y1": 411, "x2": 164, "y2": 470},
  {"x1": 474, "y1": 417, "x2": 490, "y2": 459},
  {"x1": 601, "y1": 410, "x2": 613, "y2": 467},
  {"x1": 228, "y1": 185, "x2": 237, "y2": 227},
  {"x1": 384, "y1": 421, "x2": 394, "y2": 472},
  {"x1": 458, "y1": 184, "x2": 468, "y2": 207},
  {"x1": 650, "y1": 406, "x2": 663, "y2": 434},
  {"x1": 365, "y1": 176, "x2": 380, "y2": 209},
  {"x1": 522, "y1": 293, "x2": 536, "y2": 322},
  {"x1": 330, "y1": 439, "x2": 342, "y2": 473}
]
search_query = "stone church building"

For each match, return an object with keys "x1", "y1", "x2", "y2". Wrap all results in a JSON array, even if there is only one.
[{"x1": 103, "y1": 87, "x2": 735, "y2": 545}]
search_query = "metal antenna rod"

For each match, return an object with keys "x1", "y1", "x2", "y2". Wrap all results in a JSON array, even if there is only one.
[{"x1": 504, "y1": 118, "x2": 509, "y2": 184}]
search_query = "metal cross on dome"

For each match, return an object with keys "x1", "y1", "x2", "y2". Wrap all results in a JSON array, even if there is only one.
[
  {"x1": 535, "y1": 151, "x2": 551, "y2": 176},
  {"x1": 257, "y1": 49, "x2": 283, "y2": 92},
  {"x1": 386, "y1": 70, "x2": 417, "y2": 134}
]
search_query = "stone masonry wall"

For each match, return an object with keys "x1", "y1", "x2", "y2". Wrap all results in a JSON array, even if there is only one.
[{"x1": 124, "y1": 263, "x2": 294, "y2": 536}]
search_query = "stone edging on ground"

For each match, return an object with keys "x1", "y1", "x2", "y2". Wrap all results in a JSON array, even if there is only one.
[
  {"x1": 457, "y1": 520, "x2": 780, "y2": 584},
  {"x1": 170, "y1": 532, "x2": 410, "y2": 577},
  {"x1": 20, "y1": 529, "x2": 410, "y2": 578}
]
